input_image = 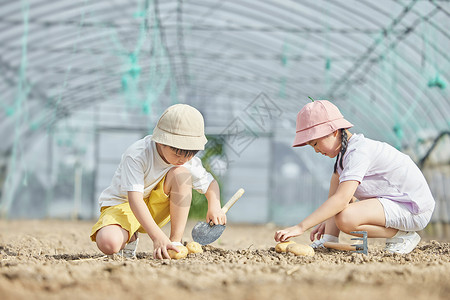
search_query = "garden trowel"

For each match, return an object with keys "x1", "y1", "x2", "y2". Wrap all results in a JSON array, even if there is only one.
[{"x1": 191, "y1": 188, "x2": 245, "y2": 245}]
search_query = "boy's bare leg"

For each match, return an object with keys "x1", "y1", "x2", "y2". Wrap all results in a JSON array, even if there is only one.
[
  {"x1": 95, "y1": 225, "x2": 129, "y2": 255},
  {"x1": 164, "y1": 166, "x2": 192, "y2": 243},
  {"x1": 335, "y1": 198, "x2": 398, "y2": 238}
]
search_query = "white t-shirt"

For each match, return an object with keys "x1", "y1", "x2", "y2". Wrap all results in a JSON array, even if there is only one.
[
  {"x1": 98, "y1": 135, "x2": 214, "y2": 208},
  {"x1": 337, "y1": 134, "x2": 434, "y2": 214}
]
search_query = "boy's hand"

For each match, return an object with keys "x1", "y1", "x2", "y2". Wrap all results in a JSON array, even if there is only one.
[
  {"x1": 274, "y1": 225, "x2": 304, "y2": 242},
  {"x1": 152, "y1": 236, "x2": 180, "y2": 259},
  {"x1": 206, "y1": 205, "x2": 226, "y2": 225}
]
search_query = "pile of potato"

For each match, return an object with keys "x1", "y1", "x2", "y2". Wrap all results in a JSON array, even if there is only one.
[
  {"x1": 275, "y1": 241, "x2": 314, "y2": 257},
  {"x1": 168, "y1": 241, "x2": 203, "y2": 259},
  {"x1": 167, "y1": 240, "x2": 314, "y2": 260}
]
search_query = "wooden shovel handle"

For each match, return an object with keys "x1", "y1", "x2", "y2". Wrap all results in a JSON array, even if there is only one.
[
  {"x1": 208, "y1": 188, "x2": 245, "y2": 226},
  {"x1": 222, "y1": 188, "x2": 245, "y2": 214},
  {"x1": 323, "y1": 242, "x2": 356, "y2": 251}
]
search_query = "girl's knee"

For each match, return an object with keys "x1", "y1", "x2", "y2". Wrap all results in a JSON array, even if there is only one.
[{"x1": 335, "y1": 208, "x2": 357, "y2": 233}]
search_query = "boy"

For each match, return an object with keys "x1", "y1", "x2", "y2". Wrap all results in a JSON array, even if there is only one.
[{"x1": 90, "y1": 104, "x2": 226, "y2": 259}]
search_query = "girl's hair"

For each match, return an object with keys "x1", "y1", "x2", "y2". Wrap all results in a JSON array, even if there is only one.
[
  {"x1": 333, "y1": 129, "x2": 348, "y2": 173},
  {"x1": 170, "y1": 146, "x2": 199, "y2": 158}
]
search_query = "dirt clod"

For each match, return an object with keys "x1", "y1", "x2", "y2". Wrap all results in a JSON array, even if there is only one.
[{"x1": 0, "y1": 220, "x2": 449, "y2": 300}]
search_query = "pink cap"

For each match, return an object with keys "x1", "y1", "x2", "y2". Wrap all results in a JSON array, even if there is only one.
[{"x1": 293, "y1": 100, "x2": 353, "y2": 147}]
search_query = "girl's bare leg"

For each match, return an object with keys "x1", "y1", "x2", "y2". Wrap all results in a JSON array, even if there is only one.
[
  {"x1": 324, "y1": 217, "x2": 340, "y2": 236},
  {"x1": 335, "y1": 198, "x2": 398, "y2": 238}
]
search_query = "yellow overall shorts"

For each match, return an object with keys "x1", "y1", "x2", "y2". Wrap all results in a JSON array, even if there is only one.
[{"x1": 90, "y1": 176, "x2": 170, "y2": 243}]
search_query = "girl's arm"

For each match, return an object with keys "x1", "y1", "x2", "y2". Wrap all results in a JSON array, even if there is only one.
[
  {"x1": 205, "y1": 180, "x2": 227, "y2": 225},
  {"x1": 275, "y1": 179, "x2": 359, "y2": 242},
  {"x1": 310, "y1": 172, "x2": 340, "y2": 241},
  {"x1": 128, "y1": 191, "x2": 178, "y2": 259},
  {"x1": 328, "y1": 172, "x2": 340, "y2": 198}
]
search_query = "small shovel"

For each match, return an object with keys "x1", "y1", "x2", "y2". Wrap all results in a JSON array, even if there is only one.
[{"x1": 191, "y1": 188, "x2": 245, "y2": 245}]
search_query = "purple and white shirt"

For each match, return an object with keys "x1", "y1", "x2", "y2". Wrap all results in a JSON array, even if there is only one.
[{"x1": 337, "y1": 134, "x2": 435, "y2": 214}]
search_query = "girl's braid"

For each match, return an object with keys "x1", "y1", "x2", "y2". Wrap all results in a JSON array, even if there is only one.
[{"x1": 334, "y1": 129, "x2": 348, "y2": 173}]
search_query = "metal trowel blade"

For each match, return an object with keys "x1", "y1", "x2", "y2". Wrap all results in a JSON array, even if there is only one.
[{"x1": 191, "y1": 221, "x2": 226, "y2": 245}]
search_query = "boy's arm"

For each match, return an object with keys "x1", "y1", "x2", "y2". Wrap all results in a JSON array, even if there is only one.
[
  {"x1": 128, "y1": 191, "x2": 178, "y2": 259},
  {"x1": 204, "y1": 180, "x2": 226, "y2": 225}
]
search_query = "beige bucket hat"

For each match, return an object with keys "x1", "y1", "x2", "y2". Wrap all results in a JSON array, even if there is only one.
[{"x1": 151, "y1": 104, "x2": 208, "y2": 150}]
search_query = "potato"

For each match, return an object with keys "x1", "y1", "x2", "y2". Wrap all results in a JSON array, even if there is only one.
[
  {"x1": 275, "y1": 241, "x2": 296, "y2": 253},
  {"x1": 186, "y1": 241, "x2": 203, "y2": 254},
  {"x1": 286, "y1": 243, "x2": 315, "y2": 257},
  {"x1": 168, "y1": 245, "x2": 188, "y2": 259}
]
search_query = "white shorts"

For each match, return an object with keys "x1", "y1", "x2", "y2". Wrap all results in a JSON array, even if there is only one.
[{"x1": 378, "y1": 198, "x2": 434, "y2": 231}]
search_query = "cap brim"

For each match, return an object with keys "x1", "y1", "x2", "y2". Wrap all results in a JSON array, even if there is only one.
[
  {"x1": 292, "y1": 119, "x2": 353, "y2": 147},
  {"x1": 152, "y1": 127, "x2": 207, "y2": 150}
]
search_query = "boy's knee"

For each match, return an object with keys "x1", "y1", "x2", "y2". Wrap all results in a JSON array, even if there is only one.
[
  {"x1": 166, "y1": 166, "x2": 192, "y2": 190},
  {"x1": 95, "y1": 229, "x2": 125, "y2": 255},
  {"x1": 96, "y1": 235, "x2": 123, "y2": 255},
  {"x1": 165, "y1": 166, "x2": 192, "y2": 207}
]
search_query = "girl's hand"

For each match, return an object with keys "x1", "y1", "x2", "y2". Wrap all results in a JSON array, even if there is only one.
[
  {"x1": 152, "y1": 236, "x2": 179, "y2": 259},
  {"x1": 206, "y1": 206, "x2": 227, "y2": 225},
  {"x1": 274, "y1": 225, "x2": 304, "y2": 242},
  {"x1": 310, "y1": 222, "x2": 325, "y2": 242}
]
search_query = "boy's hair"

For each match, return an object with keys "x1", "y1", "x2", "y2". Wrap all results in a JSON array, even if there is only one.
[
  {"x1": 334, "y1": 128, "x2": 348, "y2": 173},
  {"x1": 169, "y1": 146, "x2": 199, "y2": 158}
]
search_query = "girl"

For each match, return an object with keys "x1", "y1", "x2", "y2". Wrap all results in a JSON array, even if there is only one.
[{"x1": 274, "y1": 100, "x2": 435, "y2": 254}]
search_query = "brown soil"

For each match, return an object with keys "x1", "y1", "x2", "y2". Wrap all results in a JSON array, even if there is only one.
[{"x1": 0, "y1": 220, "x2": 449, "y2": 300}]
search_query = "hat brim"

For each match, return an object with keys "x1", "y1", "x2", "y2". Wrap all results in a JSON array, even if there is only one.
[
  {"x1": 152, "y1": 127, "x2": 207, "y2": 150},
  {"x1": 292, "y1": 118, "x2": 353, "y2": 147}
]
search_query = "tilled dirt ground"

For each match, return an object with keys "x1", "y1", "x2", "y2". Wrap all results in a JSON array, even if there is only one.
[{"x1": 0, "y1": 219, "x2": 449, "y2": 300}]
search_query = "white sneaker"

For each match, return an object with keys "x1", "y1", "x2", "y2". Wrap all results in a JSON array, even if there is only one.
[
  {"x1": 310, "y1": 234, "x2": 339, "y2": 249},
  {"x1": 385, "y1": 231, "x2": 420, "y2": 254},
  {"x1": 121, "y1": 237, "x2": 139, "y2": 258},
  {"x1": 110, "y1": 233, "x2": 139, "y2": 259}
]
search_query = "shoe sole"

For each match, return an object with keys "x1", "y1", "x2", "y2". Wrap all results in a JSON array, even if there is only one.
[{"x1": 387, "y1": 232, "x2": 421, "y2": 254}]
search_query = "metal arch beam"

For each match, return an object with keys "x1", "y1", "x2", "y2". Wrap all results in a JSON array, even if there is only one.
[
  {"x1": 0, "y1": 53, "x2": 440, "y2": 132},
  {"x1": 41, "y1": 50, "x2": 349, "y2": 110},
  {"x1": 327, "y1": 0, "x2": 418, "y2": 98},
  {"x1": 433, "y1": 1, "x2": 450, "y2": 17},
  {"x1": 1, "y1": 0, "x2": 398, "y2": 89},
  {"x1": 8, "y1": 70, "x2": 435, "y2": 157},
  {"x1": 0, "y1": 55, "x2": 62, "y2": 110},
  {"x1": 330, "y1": 7, "x2": 449, "y2": 127},
  {"x1": 7, "y1": 46, "x2": 434, "y2": 134},
  {"x1": 331, "y1": 38, "x2": 445, "y2": 128},
  {"x1": 174, "y1": 0, "x2": 424, "y2": 106},
  {"x1": 0, "y1": 0, "x2": 181, "y2": 115},
  {"x1": 0, "y1": 2, "x2": 446, "y2": 135},
  {"x1": 361, "y1": 0, "x2": 450, "y2": 66},
  {"x1": 172, "y1": 0, "x2": 376, "y2": 62},
  {"x1": 350, "y1": 0, "x2": 450, "y2": 117},
  {"x1": 1, "y1": 22, "x2": 370, "y2": 109},
  {"x1": 0, "y1": 0, "x2": 432, "y2": 82},
  {"x1": 44, "y1": 60, "x2": 377, "y2": 130},
  {"x1": 419, "y1": 131, "x2": 450, "y2": 168}
]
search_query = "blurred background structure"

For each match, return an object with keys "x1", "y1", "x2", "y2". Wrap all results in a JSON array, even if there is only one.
[{"x1": 0, "y1": 0, "x2": 449, "y2": 233}]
